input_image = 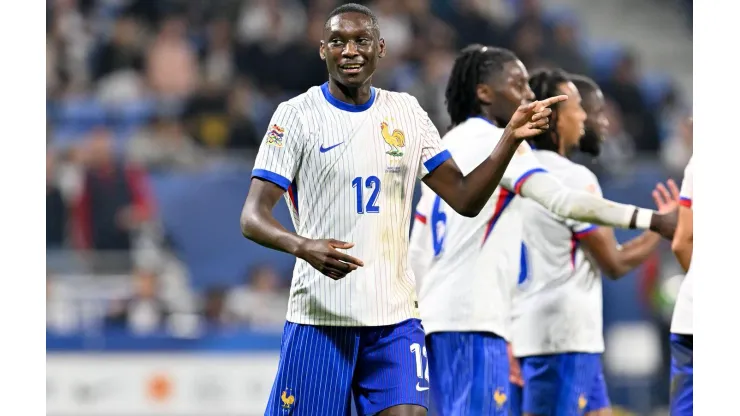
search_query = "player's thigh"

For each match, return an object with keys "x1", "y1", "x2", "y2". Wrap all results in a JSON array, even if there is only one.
[
  {"x1": 669, "y1": 333, "x2": 693, "y2": 416},
  {"x1": 520, "y1": 353, "x2": 601, "y2": 416},
  {"x1": 353, "y1": 319, "x2": 429, "y2": 416},
  {"x1": 265, "y1": 322, "x2": 359, "y2": 416},
  {"x1": 584, "y1": 357, "x2": 611, "y2": 415},
  {"x1": 375, "y1": 404, "x2": 427, "y2": 416},
  {"x1": 425, "y1": 332, "x2": 510, "y2": 416}
]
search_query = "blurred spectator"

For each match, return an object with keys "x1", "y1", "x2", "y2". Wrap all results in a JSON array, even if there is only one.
[
  {"x1": 202, "y1": 287, "x2": 230, "y2": 327},
  {"x1": 594, "y1": 99, "x2": 637, "y2": 177},
  {"x1": 145, "y1": 13, "x2": 198, "y2": 99},
  {"x1": 127, "y1": 113, "x2": 203, "y2": 172},
  {"x1": 601, "y1": 53, "x2": 661, "y2": 152},
  {"x1": 544, "y1": 18, "x2": 589, "y2": 75},
  {"x1": 106, "y1": 269, "x2": 170, "y2": 335},
  {"x1": 91, "y1": 14, "x2": 144, "y2": 82},
  {"x1": 47, "y1": 273, "x2": 79, "y2": 334},
  {"x1": 200, "y1": 17, "x2": 237, "y2": 89},
  {"x1": 236, "y1": 0, "x2": 307, "y2": 46},
  {"x1": 660, "y1": 116, "x2": 693, "y2": 177},
  {"x1": 371, "y1": 0, "x2": 413, "y2": 57},
  {"x1": 406, "y1": 49, "x2": 455, "y2": 130},
  {"x1": 445, "y1": 0, "x2": 505, "y2": 51},
  {"x1": 47, "y1": 152, "x2": 69, "y2": 249},
  {"x1": 225, "y1": 265, "x2": 288, "y2": 330},
  {"x1": 72, "y1": 128, "x2": 155, "y2": 273}
]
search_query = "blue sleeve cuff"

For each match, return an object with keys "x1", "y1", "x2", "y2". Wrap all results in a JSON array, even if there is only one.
[
  {"x1": 424, "y1": 150, "x2": 452, "y2": 173},
  {"x1": 252, "y1": 169, "x2": 291, "y2": 190}
]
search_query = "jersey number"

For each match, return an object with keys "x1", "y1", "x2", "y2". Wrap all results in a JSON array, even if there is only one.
[
  {"x1": 410, "y1": 343, "x2": 429, "y2": 382},
  {"x1": 518, "y1": 242, "x2": 530, "y2": 286},
  {"x1": 352, "y1": 176, "x2": 381, "y2": 214},
  {"x1": 431, "y1": 196, "x2": 447, "y2": 256}
]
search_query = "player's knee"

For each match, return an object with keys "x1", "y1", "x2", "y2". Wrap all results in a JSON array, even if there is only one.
[{"x1": 375, "y1": 404, "x2": 427, "y2": 416}]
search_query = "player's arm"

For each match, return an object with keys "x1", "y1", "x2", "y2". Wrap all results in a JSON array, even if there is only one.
[
  {"x1": 422, "y1": 97, "x2": 566, "y2": 217},
  {"x1": 240, "y1": 103, "x2": 363, "y2": 280},
  {"x1": 671, "y1": 159, "x2": 694, "y2": 272},
  {"x1": 518, "y1": 172, "x2": 675, "y2": 238},
  {"x1": 671, "y1": 205, "x2": 693, "y2": 272}
]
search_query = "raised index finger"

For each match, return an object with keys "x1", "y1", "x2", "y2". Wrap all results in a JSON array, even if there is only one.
[
  {"x1": 538, "y1": 95, "x2": 569, "y2": 109},
  {"x1": 329, "y1": 249, "x2": 365, "y2": 267}
]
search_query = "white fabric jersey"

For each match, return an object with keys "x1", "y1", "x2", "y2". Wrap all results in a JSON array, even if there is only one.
[
  {"x1": 409, "y1": 117, "x2": 545, "y2": 339},
  {"x1": 252, "y1": 83, "x2": 451, "y2": 327},
  {"x1": 671, "y1": 156, "x2": 693, "y2": 335},
  {"x1": 510, "y1": 150, "x2": 604, "y2": 357}
]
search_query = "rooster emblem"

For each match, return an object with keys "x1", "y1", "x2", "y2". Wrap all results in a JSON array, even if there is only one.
[
  {"x1": 280, "y1": 388, "x2": 295, "y2": 409},
  {"x1": 578, "y1": 393, "x2": 587, "y2": 411},
  {"x1": 380, "y1": 121, "x2": 405, "y2": 157},
  {"x1": 493, "y1": 388, "x2": 507, "y2": 409}
]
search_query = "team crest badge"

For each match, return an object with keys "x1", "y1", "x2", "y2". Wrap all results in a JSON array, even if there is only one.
[
  {"x1": 493, "y1": 388, "x2": 507, "y2": 409},
  {"x1": 578, "y1": 393, "x2": 587, "y2": 411},
  {"x1": 280, "y1": 387, "x2": 295, "y2": 410},
  {"x1": 380, "y1": 119, "x2": 405, "y2": 157},
  {"x1": 266, "y1": 124, "x2": 285, "y2": 148}
]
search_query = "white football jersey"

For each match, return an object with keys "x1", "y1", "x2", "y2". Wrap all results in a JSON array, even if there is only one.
[
  {"x1": 409, "y1": 117, "x2": 545, "y2": 339},
  {"x1": 251, "y1": 83, "x2": 451, "y2": 326},
  {"x1": 671, "y1": 156, "x2": 693, "y2": 335},
  {"x1": 509, "y1": 150, "x2": 604, "y2": 357}
]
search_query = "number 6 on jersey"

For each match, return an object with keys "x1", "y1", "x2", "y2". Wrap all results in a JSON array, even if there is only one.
[{"x1": 352, "y1": 176, "x2": 381, "y2": 214}]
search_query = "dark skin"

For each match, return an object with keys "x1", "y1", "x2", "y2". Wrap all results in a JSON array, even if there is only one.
[
  {"x1": 241, "y1": 12, "x2": 566, "y2": 282},
  {"x1": 242, "y1": 17, "x2": 564, "y2": 413}
]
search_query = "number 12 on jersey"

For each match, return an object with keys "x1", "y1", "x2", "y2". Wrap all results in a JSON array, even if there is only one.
[{"x1": 352, "y1": 176, "x2": 381, "y2": 214}]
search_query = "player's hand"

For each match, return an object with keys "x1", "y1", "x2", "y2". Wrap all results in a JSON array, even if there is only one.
[
  {"x1": 652, "y1": 179, "x2": 680, "y2": 214},
  {"x1": 296, "y1": 238, "x2": 364, "y2": 280},
  {"x1": 504, "y1": 95, "x2": 569, "y2": 140},
  {"x1": 507, "y1": 343, "x2": 524, "y2": 387}
]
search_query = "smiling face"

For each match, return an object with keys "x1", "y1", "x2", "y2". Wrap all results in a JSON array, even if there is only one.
[{"x1": 320, "y1": 12, "x2": 386, "y2": 88}]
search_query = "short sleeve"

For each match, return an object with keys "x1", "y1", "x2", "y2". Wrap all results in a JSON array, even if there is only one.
[
  {"x1": 251, "y1": 103, "x2": 305, "y2": 190},
  {"x1": 679, "y1": 157, "x2": 693, "y2": 208},
  {"x1": 498, "y1": 142, "x2": 548, "y2": 194},
  {"x1": 414, "y1": 101, "x2": 451, "y2": 179},
  {"x1": 563, "y1": 166, "x2": 602, "y2": 238}
]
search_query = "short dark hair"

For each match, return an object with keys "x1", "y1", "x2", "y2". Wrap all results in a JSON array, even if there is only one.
[
  {"x1": 445, "y1": 44, "x2": 519, "y2": 128},
  {"x1": 527, "y1": 67, "x2": 571, "y2": 152},
  {"x1": 569, "y1": 73, "x2": 599, "y2": 98},
  {"x1": 326, "y1": 3, "x2": 379, "y2": 32}
]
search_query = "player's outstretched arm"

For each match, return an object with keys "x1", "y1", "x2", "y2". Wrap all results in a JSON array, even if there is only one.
[
  {"x1": 579, "y1": 181, "x2": 679, "y2": 279},
  {"x1": 672, "y1": 205, "x2": 693, "y2": 272},
  {"x1": 241, "y1": 179, "x2": 364, "y2": 280},
  {"x1": 423, "y1": 97, "x2": 566, "y2": 217},
  {"x1": 518, "y1": 173, "x2": 677, "y2": 239}
]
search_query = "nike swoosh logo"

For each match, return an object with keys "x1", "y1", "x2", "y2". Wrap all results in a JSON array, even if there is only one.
[
  {"x1": 415, "y1": 383, "x2": 429, "y2": 392},
  {"x1": 319, "y1": 142, "x2": 344, "y2": 153}
]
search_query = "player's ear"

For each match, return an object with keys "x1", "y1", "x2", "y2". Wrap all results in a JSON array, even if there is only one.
[
  {"x1": 319, "y1": 40, "x2": 326, "y2": 61},
  {"x1": 378, "y1": 38, "x2": 386, "y2": 58},
  {"x1": 476, "y1": 84, "x2": 493, "y2": 106}
]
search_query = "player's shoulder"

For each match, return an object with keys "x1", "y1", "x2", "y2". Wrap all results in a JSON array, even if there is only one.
[
  {"x1": 444, "y1": 117, "x2": 503, "y2": 145},
  {"x1": 683, "y1": 155, "x2": 694, "y2": 176},
  {"x1": 376, "y1": 89, "x2": 424, "y2": 111},
  {"x1": 278, "y1": 86, "x2": 324, "y2": 112}
]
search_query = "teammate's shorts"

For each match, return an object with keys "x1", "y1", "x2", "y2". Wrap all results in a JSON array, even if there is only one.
[
  {"x1": 265, "y1": 319, "x2": 428, "y2": 416},
  {"x1": 512, "y1": 352, "x2": 610, "y2": 416},
  {"x1": 425, "y1": 332, "x2": 510, "y2": 416},
  {"x1": 670, "y1": 333, "x2": 693, "y2": 416},
  {"x1": 508, "y1": 383, "x2": 524, "y2": 416}
]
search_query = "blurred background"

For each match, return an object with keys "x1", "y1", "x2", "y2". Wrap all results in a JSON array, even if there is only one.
[{"x1": 45, "y1": 0, "x2": 692, "y2": 415}]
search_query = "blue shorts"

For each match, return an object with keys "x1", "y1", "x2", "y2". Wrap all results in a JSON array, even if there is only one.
[
  {"x1": 513, "y1": 353, "x2": 610, "y2": 416},
  {"x1": 670, "y1": 333, "x2": 693, "y2": 416},
  {"x1": 265, "y1": 319, "x2": 428, "y2": 416},
  {"x1": 425, "y1": 332, "x2": 510, "y2": 416}
]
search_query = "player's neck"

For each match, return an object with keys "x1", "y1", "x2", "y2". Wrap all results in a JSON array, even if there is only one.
[
  {"x1": 328, "y1": 80, "x2": 373, "y2": 106},
  {"x1": 479, "y1": 112, "x2": 503, "y2": 128}
]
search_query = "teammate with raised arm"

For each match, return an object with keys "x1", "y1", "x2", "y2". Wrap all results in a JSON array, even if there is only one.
[
  {"x1": 507, "y1": 72, "x2": 679, "y2": 416},
  {"x1": 669, "y1": 151, "x2": 693, "y2": 416},
  {"x1": 408, "y1": 48, "x2": 676, "y2": 416},
  {"x1": 240, "y1": 5, "x2": 564, "y2": 416}
]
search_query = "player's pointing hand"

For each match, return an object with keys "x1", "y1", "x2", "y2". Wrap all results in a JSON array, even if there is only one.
[
  {"x1": 296, "y1": 238, "x2": 365, "y2": 280},
  {"x1": 505, "y1": 95, "x2": 569, "y2": 140}
]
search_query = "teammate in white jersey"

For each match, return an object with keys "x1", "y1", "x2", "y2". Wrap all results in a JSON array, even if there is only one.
[
  {"x1": 508, "y1": 71, "x2": 679, "y2": 416},
  {"x1": 239, "y1": 5, "x2": 566, "y2": 416},
  {"x1": 408, "y1": 48, "x2": 677, "y2": 416},
  {"x1": 670, "y1": 152, "x2": 693, "y2": 416}
]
